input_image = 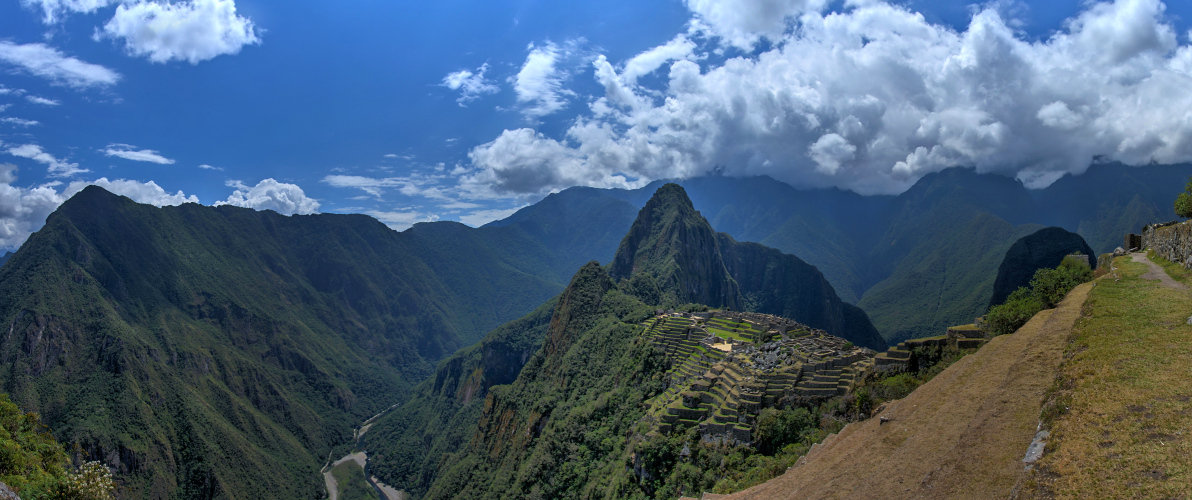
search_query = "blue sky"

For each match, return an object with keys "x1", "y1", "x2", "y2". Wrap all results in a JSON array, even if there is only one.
[{"x1": 1, "y1": 0, "x2": 1191, "y2": 250}]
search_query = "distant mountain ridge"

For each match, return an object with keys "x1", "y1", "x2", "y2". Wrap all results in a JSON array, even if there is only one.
[{"x1": 491, "y1": 163, "x2": 1192, "y2": 342}]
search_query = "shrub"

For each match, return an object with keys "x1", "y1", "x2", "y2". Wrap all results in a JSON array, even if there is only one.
[
  {"x1": 986, "y1": 255, "x2": 1092, "y2": 337},
  {"x1": 985, "y1": 288, "x2": 1044, "y2": 336},
  {"x1": 1176, "y1": 176, "x2": 1192, "y2": 218},
  {"x1": 753, "y1": 407, "x2": 816, "y2": 455}
]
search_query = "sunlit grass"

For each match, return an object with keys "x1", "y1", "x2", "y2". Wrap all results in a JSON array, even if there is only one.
[{"x1": 1026, "y1": 255, "x2": 1192, "y2": 498}]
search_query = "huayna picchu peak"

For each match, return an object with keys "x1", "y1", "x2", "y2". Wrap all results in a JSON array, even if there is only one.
[{"x1": 611, "y1": 184, "x2": 885, "y2": 351}]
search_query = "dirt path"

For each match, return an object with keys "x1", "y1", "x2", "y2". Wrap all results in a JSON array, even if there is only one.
[
  {"x1": 725, "y1": 282, "x2": 1095, "y2": 500},
  {"x1": 1131, "y1": 253, "x2": 1188, "y2": 290}
]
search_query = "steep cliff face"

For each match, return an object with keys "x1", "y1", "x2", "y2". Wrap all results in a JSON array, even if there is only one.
[
  {"x1": 717, "y1": 235, "x2": 886, "y2": 350},
  {"x1": 611, "y1": 184, "x2": 742, "y2": 309},
  {"x1": 611, "y1": 184, "x2": 884, "y2": 350},
  {"x1": 989, "y1": 227, "x2": 1095, "y2": 308}
]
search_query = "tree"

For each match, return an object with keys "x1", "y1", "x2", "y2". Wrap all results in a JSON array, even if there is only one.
[{"x1": 1174, "y1": 176, "x2": 1192, "y2": 218}]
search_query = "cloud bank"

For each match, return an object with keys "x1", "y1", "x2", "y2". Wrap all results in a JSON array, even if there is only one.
[
  {"x1": 217, "y1": 179, "x2": 320, "y2": 215},
  {"x1": 459, "y1": 0, "x2": 1192, "y2": 197}
]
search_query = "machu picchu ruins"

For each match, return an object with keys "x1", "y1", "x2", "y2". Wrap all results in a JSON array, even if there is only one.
[
  {"x1": 637, "y1": 310, "x2": 877, "y2": 444},
  {"x1": 636, "y1": 309, "x2": 997, "y2": 446}
]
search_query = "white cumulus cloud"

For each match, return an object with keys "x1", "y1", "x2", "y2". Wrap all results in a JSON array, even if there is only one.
[
  {"x1": 102, "y1": 0, "x2": 261, "y2": 64},
  {"x1": 0, "y1": 42, "x2": 121, "y2": 88},
  {"x1": 512, "y1": 42, "x2": 577, "y2": 119},
  {"x1": 6, "y1": 144, "x2": 87, "y2": 177},
  {"x1": 685, "y1": 0, "x2": 830, "y2": 48},
  {"x1": 442, "y1": 63, "x2": 500, "y2": 105},
  {"x1": 0, "y1": 118, "x2": 40, "y2": 127},
  {"x1": 216, "y1": 179, "x2": 320, "y2": 215},
  {"x1": 102, "y1": 144, "x2": 176, "y2": 164},
  {"x1": 460, "y1": 0, "x2": 1192, "y2": 197}
]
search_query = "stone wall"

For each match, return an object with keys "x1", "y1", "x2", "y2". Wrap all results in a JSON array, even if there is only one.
[{"x1": 1143, "y1": 220, "x2": 1192, "y2": 268}]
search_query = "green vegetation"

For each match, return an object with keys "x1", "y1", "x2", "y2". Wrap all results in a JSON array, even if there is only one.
[
  {"x1": 986, "y1": 256, "x2": 1093, "y2": 336},
  {"x1": 330, "y1": 461, "x2": 379, "y2": 500},
  {"x1": 0, "y1": 393, "x2": 114, "y2": 500},
  {"x1": 1019, "y1": 254, "x2": 1192, "y2": 496},
  {"x1": 1174, "y1": 176, "x2": 1192, "y2": 218}
]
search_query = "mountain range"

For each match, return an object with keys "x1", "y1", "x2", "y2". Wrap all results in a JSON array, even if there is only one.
[
  {"x1": 493, "y1": 162, "x2": 1192, "y2": 342},
  {"x1": 0, "y1": 186, "x2": 629, "y2": 498},
  {"x1": 0, "y1": 161, "x2": 1188, "y2": 498}
]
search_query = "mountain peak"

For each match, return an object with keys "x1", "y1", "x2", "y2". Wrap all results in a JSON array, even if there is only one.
[{"x1": 610, "y1": 183, "x2": 742, "y2": 309}]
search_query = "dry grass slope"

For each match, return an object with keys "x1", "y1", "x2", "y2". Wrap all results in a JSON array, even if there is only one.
[
  {"x1": 722, "y1": 282, "x2": 1095, "y2": 500},
  {"x1": 1018, "y1": 252, "x2": 1192, "y2": 498}
]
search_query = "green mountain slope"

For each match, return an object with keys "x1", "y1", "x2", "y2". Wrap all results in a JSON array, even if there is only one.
[
  {"x1": 0, "y1": 186, "x2": 596, "y2": 499},
  {"x1": 364, "y1": 298, "x2": 557, "y2": 499},
  {"x1": 414, "y1": 263, "x2": 664, "y2": 500}
]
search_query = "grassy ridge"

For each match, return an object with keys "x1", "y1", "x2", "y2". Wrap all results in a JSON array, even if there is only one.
[{"x1": 1021, "y1": 254, "x2": 1192, "y2": 497}]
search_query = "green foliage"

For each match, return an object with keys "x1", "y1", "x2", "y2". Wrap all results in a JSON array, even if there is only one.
[
  {"x1": 1174, "y1": 176, "x2": 1192, "y2": 218},
  {"x1": 985, "y1": 288, "x2": 1045, "y2": 337},
  {"x1": 0, "y1": 394, "x2": 68, "y2": 498},
  {"x1": 0, "y1": 394, "x2": 114, "y2": 500},
  {"x1": 1031, "y1": 256, "x2": 1094, "y2": 308},
  {"x1": 985, "y1": 256, "x2": 1092, "y2": 337},
  {"x1": 753, "y1": 408, "x2": 817, "y2": 455}
]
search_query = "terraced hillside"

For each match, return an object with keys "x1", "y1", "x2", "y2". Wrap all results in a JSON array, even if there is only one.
[{"x1": 637, "y1": 311, "x2": 876, "y2": 443}]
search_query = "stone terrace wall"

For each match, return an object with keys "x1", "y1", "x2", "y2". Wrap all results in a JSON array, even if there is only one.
[{"x1": 1143, "y1": 220, "x2": 1192, "y2": 268}]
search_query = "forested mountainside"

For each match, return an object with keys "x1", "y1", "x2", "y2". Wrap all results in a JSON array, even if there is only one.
[
  {"x1": 492, "y1": 163, "x2": 1192, "y2": 342},
  {"x1": 367, "y1": 183, "x2": 882, "y2": 497},
  {"x1": 0, "y1": 186, "x2": 623, "y2": 499}
]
